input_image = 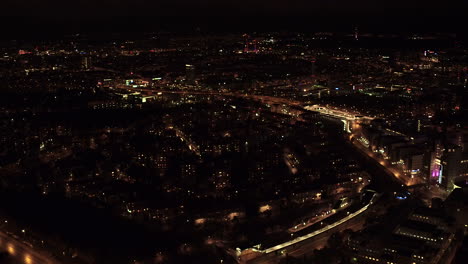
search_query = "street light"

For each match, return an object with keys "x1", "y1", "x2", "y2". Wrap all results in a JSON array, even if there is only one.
[{"x1": 24, "y1": 254, "x2": 32, "y2": 264}]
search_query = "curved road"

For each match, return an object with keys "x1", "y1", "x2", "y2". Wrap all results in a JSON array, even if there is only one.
[{"x1": 0, "y1": 231, "x2": 59, "y2": 264}]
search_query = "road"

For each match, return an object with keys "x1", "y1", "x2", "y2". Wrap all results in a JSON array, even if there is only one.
[
  {"x1": 350, "y1": 136, "x2": 407, "y2": 184},
  {"x1": 235, "y1": 194, "x2": 378, "y2": 263},
  {"x1": 349, "y1": 134, "x2": 424, "y2": 187},
  {"x1": 0, "y1": 231, "x2": 60, "y2": 264},
  {"x1": 260, "y1": 202, "x2": 371, "y2": 255},
  {"x1": 249, "y1": 209, "x2": 367, "y2": 264}
]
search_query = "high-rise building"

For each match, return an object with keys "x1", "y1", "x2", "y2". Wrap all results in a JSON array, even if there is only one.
[
  {"x1": 430, "y1": 140, "x2": 444, "y2": 184},
  {"x1": 404, "y1": 152, "x2": 424, "y2": 178},
  {"x1": 185, "y1": 64, "x2": 196, "y2": 84},
  {"x1": 460, "y1": 155, "x2": 468, "y2": 177},
  {"x1": 441, "y1": 145, "x2": 462, "y2": 191},
  {"x1": 81, "y1": 56, "x2": 92, "y2": 70}
]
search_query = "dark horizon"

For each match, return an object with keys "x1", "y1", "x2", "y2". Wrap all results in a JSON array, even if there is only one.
[
  {"x1": 1, "y1": 14, "x2": 467, "y2": 40},
  {"x1": 1, "y1": 0, "x2": 467, "y2": 39}
]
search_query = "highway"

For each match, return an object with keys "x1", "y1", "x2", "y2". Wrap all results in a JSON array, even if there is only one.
[
  {"x1": 0, "y1": 231, "x2": 59, "y2": 264},
  {"x1": 250, "y1": 211, "x2": 366, "y2": 264},
  {"x1": 349, "y1": 133, "x2": 423, "y2": 187},
  {"x1": 260, "y1": 196, "x2": 374, "y2": 255},
  {"x1": 235, "y1": 194, "x2": 378, "y2": 263}
]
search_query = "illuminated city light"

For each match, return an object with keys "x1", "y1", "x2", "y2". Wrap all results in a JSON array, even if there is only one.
[
  {"x1": 1, "y1": 23, "x2": 467, "y2": 264},
  {"x1": 7, "y1": 244, "x2": 15, "y2": 255},
  {"x1": 24, "y1": 254, "x2": 33, "y2": 264}
]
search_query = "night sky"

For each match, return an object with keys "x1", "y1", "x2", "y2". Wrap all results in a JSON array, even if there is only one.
[
  {"x1": 1, "y1": 0, "x2": 467, "y2": 36},
  {"x1": 3, "y1": 0, "x2": 466, "y2": 16}
]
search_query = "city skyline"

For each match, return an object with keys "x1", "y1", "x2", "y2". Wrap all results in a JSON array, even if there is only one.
[{"x1": 0, "y1": 4, "x2": 468, "y2": 264}]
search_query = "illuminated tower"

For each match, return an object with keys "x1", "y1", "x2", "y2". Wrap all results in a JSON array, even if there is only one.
[
  {"x1": 243, "y1": 34, "x2": 258, "y2": 53},
  {"x1": 243, "y1": 34, "x2": 249, "y2": 53},
  {"x1": 311, "y1": 58, "x2": 316, "y2": 77},
  {"x1": 354, "y1": 26, "x2": 359, "y2": 41}
]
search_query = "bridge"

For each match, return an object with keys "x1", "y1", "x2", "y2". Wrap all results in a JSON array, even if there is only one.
[
  {"x1": 304, "y1": 105, "x2": 374, "y2": 133},
  {"x1": 234, "y1": 193, "x2": 379, "y2": 263}
]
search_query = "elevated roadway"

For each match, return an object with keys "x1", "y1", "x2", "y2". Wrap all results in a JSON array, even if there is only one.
[{"x1": 0, "y1": 231, "x2": 60, "y2": 264}]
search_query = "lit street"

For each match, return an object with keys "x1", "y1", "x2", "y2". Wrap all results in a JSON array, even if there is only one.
[{"x1": 0, "y1": 231, "x2": 59, "y2": 264}]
